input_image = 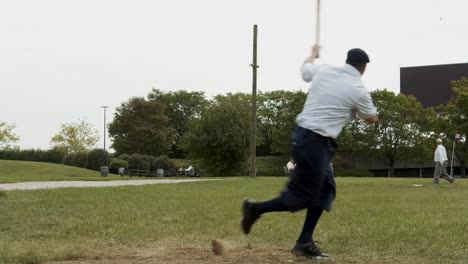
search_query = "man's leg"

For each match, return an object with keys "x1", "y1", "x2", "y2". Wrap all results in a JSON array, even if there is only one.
[
  {"x1": 296, "y1": 162, "x2": 331, "y2": 244},
  {"x1": 433, "y1": 163, "x2": 441, "y2": 184},
  {"x1": 296, "y1": 206, "x2": 323, "y2": 244},
  {"x1": 240, "y1": 197, "x2": 289, "y2": 235},
  {"x1": 291, "y1": 136, "x2": 334, "y2": 260},
  {"x1": 291, "y1": 206, "x2": 328, "y2": 259},
  {"x1": 441, "y1": 161, "x2": 455, "y2": 183}
]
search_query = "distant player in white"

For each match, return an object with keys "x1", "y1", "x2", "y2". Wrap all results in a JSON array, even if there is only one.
[
  {"x1": 433, "y1": 139, "x2": 454, "y2": 184},
  {"x1": 286, "y1": 159, "x2": 296, "y2": 172}
]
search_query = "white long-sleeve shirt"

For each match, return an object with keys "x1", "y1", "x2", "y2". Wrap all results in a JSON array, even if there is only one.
[
  {"x1": 296, "y1": 63, "x2": 377, "y2": 139},
  {"x1": 434, "y1": 144, "x2": 448, "y2": 162}
]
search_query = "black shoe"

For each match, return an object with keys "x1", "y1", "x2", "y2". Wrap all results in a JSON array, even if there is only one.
[
  {"x1": 449, "y1": 177, "x2": 455, "y2": 184},
  {"x1": 240, "y1": 198, "x2": 260, "y2": 235},
  {"x1": 291, "y1": 241, "x2": 329, "y2": 260}
]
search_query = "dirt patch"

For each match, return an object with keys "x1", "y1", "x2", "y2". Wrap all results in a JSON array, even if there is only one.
[{"x1": 43, "y1": 244, "x2": 341, "y2": 264}]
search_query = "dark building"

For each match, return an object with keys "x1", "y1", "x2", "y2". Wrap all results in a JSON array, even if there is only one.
[{"x1": 400, "y1": 63, "x2": 468, "y2": 107}]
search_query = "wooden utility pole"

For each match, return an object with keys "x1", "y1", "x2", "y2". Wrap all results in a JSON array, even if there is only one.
[{"x1": 249, "y1": 25, "x2": 258, "y2": 178}]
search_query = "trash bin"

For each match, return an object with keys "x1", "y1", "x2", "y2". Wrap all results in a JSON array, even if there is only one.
[
  {"x1": 100, "y1": 166, "x2": 109, "y2": 177},
  {"x1": 118, "y1": 167, "x2": 125, "y2": 176},
  {"x1": 156, "y1": 168, "x2": 164, "y2": 177}
]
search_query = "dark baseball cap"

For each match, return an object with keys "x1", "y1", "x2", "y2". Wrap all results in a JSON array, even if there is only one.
[{"x1": 346, "y1": 48, "x2": 370, "y2": 64}]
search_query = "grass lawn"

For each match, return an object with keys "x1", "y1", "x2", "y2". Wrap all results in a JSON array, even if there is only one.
[
  {"x1": 0, "y1": 160, "x2": 124, "y2": 183},
  {"x1": 0, "y1": 160, "x2": 192, "y2": 183},
  {"x1": 0, "y1": 177, "x2": 466, "y2": 263}
]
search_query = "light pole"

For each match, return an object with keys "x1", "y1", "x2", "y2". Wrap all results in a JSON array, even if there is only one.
[{"x1": 101, "y1": 106, "x2": 109, "y2": 150}]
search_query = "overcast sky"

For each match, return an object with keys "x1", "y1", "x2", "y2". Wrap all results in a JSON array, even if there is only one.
[{"x1": 1, "y1": 0, "x2": 467, "y2": 150}]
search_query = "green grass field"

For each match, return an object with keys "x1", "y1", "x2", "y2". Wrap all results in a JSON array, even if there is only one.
[
  {"x1": 0, "y1": 160, "x2": 125, "y2": 183},
  {"x1": 0, "y1": 175, "x2": 466, "y2": 264}
]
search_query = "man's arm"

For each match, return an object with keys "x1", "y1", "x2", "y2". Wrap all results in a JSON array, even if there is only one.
[
  {"x1": 356, "y1": 91, "x2": 378, "y2": 124},
  {"x1": 301, "y1": 45, "x2": 321, "y2": 82}
]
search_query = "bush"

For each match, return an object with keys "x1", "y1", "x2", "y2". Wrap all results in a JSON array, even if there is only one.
[
  {"x1": 154, "y1": 155, "x2": 175, "y2": 171},
  {"x1": 128, "y1": 154, "x2": 150, "y2": 170},
  {"x1": 63, "y1": 152, "x2": 88, "y2": 168},
  {"x1": 0, "y1": 148, "x2": 66, "y2": 164},
  {"x1": 117, "y1": 153, "x2": 130, "y2": 161},
  {"x1": 256, "y1": 156, "x2": 288, "y2": 176},
  {"x1": 71, "y1": 152, "x2": 88, "y2": 168},
  {"x1": 146, "y1": 155, "x2": 158, "y2": 171},
  {"x1": 85, "y1": 149, "x2": 111, "y2": 171},
  {"x1": 332, "y1": 154, "x2": 374, "y2": 177},
  {"x1": 63, "y1": 153, "x2": 75, "y2": 166},
  {"x1": 109, "y1": 158, "x2": 129, "y2": 174},
  {"x1": 45, "y1": 147, "x2": 67, "y2": 163},
  {"x1": 334, "y1": 167, "x2": 374, "y2": 177}
]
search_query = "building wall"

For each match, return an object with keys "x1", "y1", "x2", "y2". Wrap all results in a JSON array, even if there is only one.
[
  {"x1": 341, "y1": 152, "x2": 464, "y2": 178},
  {"x1": 400, "y1": 63, "x2": 468, "y2": 107}
]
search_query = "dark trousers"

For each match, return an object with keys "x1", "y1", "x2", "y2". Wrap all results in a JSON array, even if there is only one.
[{"x1": 255, "y1": 126, "x2": 337, "y2": 244}]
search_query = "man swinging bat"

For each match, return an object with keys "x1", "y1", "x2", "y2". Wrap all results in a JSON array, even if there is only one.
[{"x1": 240, "y1": 44, "x2": 378, "y2": 259}]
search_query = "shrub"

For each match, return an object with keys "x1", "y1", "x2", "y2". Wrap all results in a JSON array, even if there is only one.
[
  {"x1": 333, "y1": 154, "x2": 374, "y2": 177},
  {"x1": 71, "y1": 152, "x2": 88, "y2": 168},
  {"x1": 63, "y1": 153, "x2": 75, "y2": 166},
  {"x1": 117, "y1": 153, "x2": 130, "y2": 161},
  {"x1": 256, "y1": 156, "x2": 288, "y2": 176},
  {"x1": 45, "y1": 147, "x2": 67, "y2": 163},
  {"x1": 154, "y1": 155, "x2": 175, "y2": 170},
  {"x1": 0, "y1": 148, "x2": 66, "y2": 164},
  {"x1": 334, "y1": 167, "x2": 374, "y2": 177},
  {"x1": 128, "y1": 154, "x2": 150, "y2": 170},
  {"x1": 109, "y1": 158, "x2": 129, "y2": 174},
  {"x1": 85, "y1": 149, "x2": 111, "y2": 171},
  {"x1": 146, "y1": 155, "x2": 158, "y2": 171}
]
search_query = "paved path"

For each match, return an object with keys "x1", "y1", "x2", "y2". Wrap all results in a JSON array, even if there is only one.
[{"x1": 0, "y1": 179, "x2": 214, "y2": 191}]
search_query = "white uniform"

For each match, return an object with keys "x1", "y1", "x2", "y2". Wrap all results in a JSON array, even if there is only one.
[
  {"x1": 297, "y1": 63, "x2": 377, "y2": 139},
  {"x1": 434, "y1": 145, "x2": 448, "y2": 163},
  {"x1": 433, "y1": 144, "x2": 452, "y2": 183}
]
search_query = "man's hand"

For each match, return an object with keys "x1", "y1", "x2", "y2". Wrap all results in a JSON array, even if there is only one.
[
  {"x1": 365, "y1": 115, "x2": 378, "y2": 124},
  {"x1": 304, "y1": 44, "x2": 320, "y2": 64},
  {"x1": 312, "y1": 44, "x2": 320, "y2": 58}
]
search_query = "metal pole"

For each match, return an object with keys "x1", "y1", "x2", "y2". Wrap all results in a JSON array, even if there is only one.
[
  {"x1": 101, "y1": 106, "x2": 109, "y2": 150},
  {"x1": 450, "y1": 140, "x2": 456, "y2": 177},
  {"x1": 249, "y1": 25, "x2": 258, "y2": 178}
]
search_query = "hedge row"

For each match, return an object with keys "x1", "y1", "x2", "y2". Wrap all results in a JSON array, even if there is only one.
[
  {"x1": 254, "y1": 155, "x2": 374, "y2": 177},
  {"x1": 256, "y1": 156, "x2": 288, "y2": 176},
  {"x1": 0, "y1": 148, "x2": 372, "y2": 176},
  {"x1": 63, "y1": 149, "x2": 111, "y2": 171},
  {"x1": 118, "y1": 154, "x2": 175, "y2": 172},
  {"x1": 0, "y1": 148, "x2": 66, "y2": 164}
]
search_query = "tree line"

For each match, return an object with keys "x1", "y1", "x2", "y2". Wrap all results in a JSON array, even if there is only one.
[{"x1": 1, "y1": 77, "x2": 468, "y2": 177}]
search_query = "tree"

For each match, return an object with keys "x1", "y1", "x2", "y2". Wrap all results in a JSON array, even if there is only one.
[
  {"x1": 434, "y1": 77, "x2": 468, "y2": 177},
  {"x1": 108, "y1": 97, "x2": 174, "y2": 156},
  {"x1": 184, "y1": 93, "x2": 250, "y2": 176},
  {"x1": 0, "y1": 121, "x2": 19, "y2": 150},
  {"x1": 50, "y1": 120, "x2": 99, "y2": 154},
  {"x1": 256, "y1": 90, "x2": 306, "y2": 156},
  {"x1": 147, "y1": 89, "x2": 207, "y2": 158},
  {"x1": 340, "y1": 90, "x2": 436, "y2": 176}
]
